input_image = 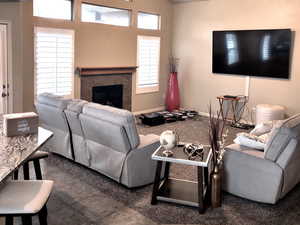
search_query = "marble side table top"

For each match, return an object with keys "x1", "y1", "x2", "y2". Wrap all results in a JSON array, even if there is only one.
[
  {"x1": 152, "y1": 145, "x2": 212, "y2": 167},
  {"x1": 0, "y1": 124, "x2": 53, "y2": 182}
]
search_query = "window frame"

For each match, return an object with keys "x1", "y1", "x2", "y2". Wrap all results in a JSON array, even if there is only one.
[
  {"x1": 136, "y1": 35, "x2": 161, "y2": 94},
  {"x1": 33, "y1": 0, "x2": 74, "y2": 21},
  {"x1": 34, "y1": 27, "x2": 75, "y2": 99},
  {"x1": 81, "y1": 2, "x2": 132, "y2": 27},
  {"x1": 137, "y1": 11, "x2": 161, "y2": 31}
]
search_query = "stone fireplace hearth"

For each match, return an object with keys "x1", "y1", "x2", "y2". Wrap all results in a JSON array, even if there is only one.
[{"x1": 78, "y1": 67, "x2": 137, "y2": 111}]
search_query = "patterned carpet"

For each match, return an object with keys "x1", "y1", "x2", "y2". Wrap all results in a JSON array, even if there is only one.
[{"x1": 13, "y1": 116, "x2": 300, "y2": 225}]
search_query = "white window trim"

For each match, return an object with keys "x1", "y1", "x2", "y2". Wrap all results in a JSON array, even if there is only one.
[
  {"x1": 34, "y1": 27, "x2": 75, "y2": 99},
  {"x1": 136, "y1": 35, "x2": 160, "y2": 94}
]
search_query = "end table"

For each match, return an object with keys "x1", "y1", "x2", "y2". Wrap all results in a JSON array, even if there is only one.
[{"x1": 151, "y1": 145, "x2": 212, "y2": 214}]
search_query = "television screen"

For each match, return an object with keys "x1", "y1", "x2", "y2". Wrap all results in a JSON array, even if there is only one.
[{"x1": 212, "y1": 29, "x2": 291, "y2": 79}]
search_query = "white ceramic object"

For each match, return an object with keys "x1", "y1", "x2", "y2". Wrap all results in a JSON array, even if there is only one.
[{"x1": 160, "y1": 130, "x2": 177, "y2": 150}]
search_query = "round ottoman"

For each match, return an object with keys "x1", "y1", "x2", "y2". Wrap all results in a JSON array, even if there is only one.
[{"x1": 255, "y1": 104, "x2": 285, "y2": 124}]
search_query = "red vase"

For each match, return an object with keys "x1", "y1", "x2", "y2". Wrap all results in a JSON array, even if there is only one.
[{"x1": 166, "y1": 72, "x2": 180, "y2": 112}]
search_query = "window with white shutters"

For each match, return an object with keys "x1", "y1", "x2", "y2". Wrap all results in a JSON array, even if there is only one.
[
  {"x1": 34, "y1": 27, "x2": 74, "y2": 97},
  {"x1": 136, "y1": 36, "x2": 160, "y2": 94}
]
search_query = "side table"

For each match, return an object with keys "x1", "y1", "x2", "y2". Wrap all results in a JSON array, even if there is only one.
[
  {"x1": 151, "y1": 145, "x2": 212, "y2": 213},
  {"x1": 217, "y1": 95, "x2": 248, "y2": 125}
]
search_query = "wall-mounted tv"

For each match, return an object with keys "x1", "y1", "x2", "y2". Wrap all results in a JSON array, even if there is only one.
[{"x1": 212, "y1": 29, "x2": 292, "y2": 79}]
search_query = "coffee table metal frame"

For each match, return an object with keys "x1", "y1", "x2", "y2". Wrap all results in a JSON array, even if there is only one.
[{"x1": 151, "y1": 145, "x2": 212, "y2": 214}]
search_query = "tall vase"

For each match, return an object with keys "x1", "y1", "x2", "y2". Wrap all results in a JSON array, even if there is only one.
[
  {"x1": 211, "y1": 164, "x2": 222, "y2": 208},
  {"x1": 166, "y1": 72, "x2": 180, "y2": 112}
]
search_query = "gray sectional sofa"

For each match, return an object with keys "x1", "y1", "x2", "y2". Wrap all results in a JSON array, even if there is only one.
[
  {"x1": 36, "y1": 93, "x2": 160, "y2": 188},
  {"x1": 223, "y1": 113, "x2": 300, "y2": 204}
]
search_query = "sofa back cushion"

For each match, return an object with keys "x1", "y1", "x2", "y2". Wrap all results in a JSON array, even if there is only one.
[
  {"x1": 264, "y1": 113, "x2": 300, "y2": 161},
  {"x1": 64, "y1": 99, "x2": 88, "y2": 136},
  {"x1": 79, "y1": 113, "x2": 131, "y2": 153},
  {"x1": 36, "y1": 93, "x2": 73, "y2": 159},
  {"x1": 82, "y1": 103, "x2": 140, "y2": 149},
  {"x1": 36, "y1": 93, "x2": 71, "y2": 131}
]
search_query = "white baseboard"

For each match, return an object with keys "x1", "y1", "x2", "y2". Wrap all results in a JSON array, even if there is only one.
[
  {"x1": 198, "y1": 111, "x2": 254, "y2": 125},
  {"x1": 133, "y1": 106, "x2": 165, "y2": 115}
]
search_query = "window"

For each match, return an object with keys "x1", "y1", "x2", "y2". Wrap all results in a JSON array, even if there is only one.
[
  {"x1": 34, "y1": 27, "x2": 74, "y2": 97},
  {"x1": 136, "y1": 36, "x2": 160, "y2": 94},
  {"x1": 138, "y1": 12, "x2": 160, "y2": 30},
  {"x1": 81, "y1": 3, "x2": 131, "y2": 27},
  {"x1": 33, "y1": 0, "x2": 73, "y2": 20}
]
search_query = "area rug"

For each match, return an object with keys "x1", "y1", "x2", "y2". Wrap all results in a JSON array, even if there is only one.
[{"x1": 17, "y1": 117, "x2": 300, "y2": 225}]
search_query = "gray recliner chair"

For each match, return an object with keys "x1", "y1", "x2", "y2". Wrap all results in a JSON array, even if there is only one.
[
  {"x1": 36, "y1": 93, "x2": 73, "y2": 160},
  {"x1": 223, "y1": 113, "x2": 300, "y2": 204},
  {"x1": 79, "y1": 103, "x2": 160, "y2": 188}
]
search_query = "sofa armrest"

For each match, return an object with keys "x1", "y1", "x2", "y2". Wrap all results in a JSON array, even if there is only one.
[
  {"x1": 120, "y1": 134, "x2": 161, "y2": 188},
  {"x1": 223, "y1": 144, "x2": 283, "y2": 204},
  {"x1": 136, "y1": 134, "x2": 160, "y2": 150}
]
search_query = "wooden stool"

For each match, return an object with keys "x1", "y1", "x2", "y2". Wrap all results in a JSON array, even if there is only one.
[
  {"x1": 14, "y1": 151, "x2": 49, "y2": 180},
  {"x1": 0, "y1": 180, "x2": 53, "y2": 225}
]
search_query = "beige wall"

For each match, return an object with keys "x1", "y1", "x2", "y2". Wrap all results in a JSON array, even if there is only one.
[
  {"x1": 173, "y1": 0, "x2": 300, "y2": 119},
  {"x1": 20, "y1": 0, "x2": 172, "y2": 112}
]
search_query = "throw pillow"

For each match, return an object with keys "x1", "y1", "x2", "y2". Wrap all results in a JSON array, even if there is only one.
[
  {"x1": 250, "y1": 121, "x2": 277, "y2": 136},
  {"x1": 234, "y1": 132, "x2": 266, "y2": 150}
]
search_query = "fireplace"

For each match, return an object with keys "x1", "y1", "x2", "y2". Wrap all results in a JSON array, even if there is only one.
[
  {"x1": 92, "y1": 85, "x2": 123, "y2": 109},
  {"x1": 78, "y1": 67, "x2": 137, "y2": 111}
]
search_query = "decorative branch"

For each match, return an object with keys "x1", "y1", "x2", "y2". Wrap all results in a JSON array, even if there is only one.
[{"x1": 208, "y1": 104, "x2": 228, "y2": 168}]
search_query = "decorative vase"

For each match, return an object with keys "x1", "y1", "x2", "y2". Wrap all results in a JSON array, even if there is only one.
[
  {"x1": 211, "y1": 164, "x2": 222, "y2": 208},
  {"x1": 166, "y1": 72, "x2": 180, "y2": 112}
]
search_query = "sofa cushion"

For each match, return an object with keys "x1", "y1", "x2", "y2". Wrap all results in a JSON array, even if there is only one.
[
  {"x1": 225, "y1": 144, "x2": 265, "y2": 158},
  {"x1": 67, "y1": 99, "x2": 88, "y2": 113},
  {"x1": 264, "y1": 113, "x2": 300, "y2": 161},
  {"x1": 80, "y1": 113, "x2": 131, "y2": 153},
  {"x1": 37, "y1": 93, "x2": 71, "y2": 109},
  {"x1": 82, "y1": 103, "x2": 140, "y2": 149}
]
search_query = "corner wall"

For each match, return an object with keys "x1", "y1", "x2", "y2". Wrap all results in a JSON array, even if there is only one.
[{"x1": 172, "y1": 0, "x2": 300, "y2": 118}]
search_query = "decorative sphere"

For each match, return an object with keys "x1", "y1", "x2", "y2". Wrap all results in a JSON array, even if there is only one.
[{"x1": 160, "y1": 130, "x2": 177, "y2": 150}]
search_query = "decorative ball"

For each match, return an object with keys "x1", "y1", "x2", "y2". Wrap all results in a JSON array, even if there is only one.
[{"x1": 160, "y1": 130, "x2": 177, "y2": 150}]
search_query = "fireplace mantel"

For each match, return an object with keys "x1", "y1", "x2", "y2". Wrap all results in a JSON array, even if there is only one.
[{"x1": 77, "y1": 66, "x2": 137, "y2": 76}]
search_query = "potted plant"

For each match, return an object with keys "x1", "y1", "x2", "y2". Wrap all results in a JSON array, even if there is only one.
[
  {"x1": 166, "y1": 57, "x2": 180, "y2": 112},
  {"x1": 208, "y1": 105, "x2": 228, "y2": 208}
]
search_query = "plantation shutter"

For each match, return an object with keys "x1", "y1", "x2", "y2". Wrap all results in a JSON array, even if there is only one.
[
  {"x1": 137, "y1": 36, "x2": 160, "y2": 93},
  {"x1": 35, "y1": 27, "x2": 74, "y2": 97}
]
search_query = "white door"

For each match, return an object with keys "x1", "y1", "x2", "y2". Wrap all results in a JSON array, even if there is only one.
[{"x1": 0, "y1": 24, "x2": 8, "y2": 114}]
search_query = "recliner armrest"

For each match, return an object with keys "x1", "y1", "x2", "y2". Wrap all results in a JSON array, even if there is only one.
[{"x1": 223, "y1": 145, "x2": 283, "y2": 204}]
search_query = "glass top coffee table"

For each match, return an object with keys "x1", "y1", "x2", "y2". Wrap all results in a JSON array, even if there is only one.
[{"x1": 151, "y1": 144, "x2": 212, "y2": 214}]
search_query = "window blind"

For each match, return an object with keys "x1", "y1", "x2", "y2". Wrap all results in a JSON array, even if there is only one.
[
  {"x1": 35, "y1": 27, "x2": 74, "y2": 97},
  {"x1": 137, "y1": 36, "x2": 160, "y2": 92}
]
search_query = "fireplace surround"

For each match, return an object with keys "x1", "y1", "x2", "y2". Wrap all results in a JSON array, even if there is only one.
[{"x1": 78, "y1": 67, "x2": 137, "y2": 111}]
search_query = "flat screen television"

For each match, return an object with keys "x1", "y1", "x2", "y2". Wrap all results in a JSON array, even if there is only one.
[{"x1": 212, "y1": 29, "x2": 292, "y2": 79}]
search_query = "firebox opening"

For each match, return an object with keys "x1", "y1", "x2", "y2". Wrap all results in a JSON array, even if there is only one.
[{"x1": 92, "y1": 85, "x2": 123, "y2": 109}]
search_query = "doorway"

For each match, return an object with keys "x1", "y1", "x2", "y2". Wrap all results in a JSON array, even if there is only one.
[{"x1": 0, "y1": 23, "x2": 9, "y2": 114}]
